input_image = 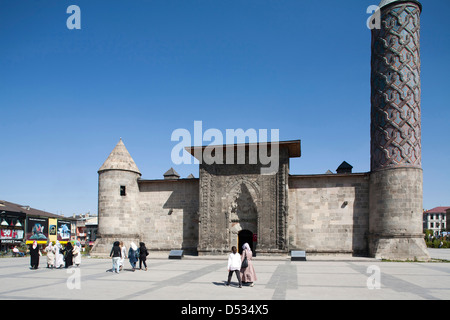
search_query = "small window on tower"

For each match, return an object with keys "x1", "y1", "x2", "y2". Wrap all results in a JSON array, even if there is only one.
[{"x1": 120, "y1": 186, "x2": 126, "y2": 196}]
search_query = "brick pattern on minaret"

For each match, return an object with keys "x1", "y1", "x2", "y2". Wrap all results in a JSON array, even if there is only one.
[{"x1": 370, "y1": 3, "x2": 421, "y2": 171}]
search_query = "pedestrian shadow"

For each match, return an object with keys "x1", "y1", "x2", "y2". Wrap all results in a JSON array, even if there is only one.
[
  {"x1": 212, "y1": 281, "x2": 244, "y2": 287},
  {"x1": 105, "y1": 268, "x2": 137, "y2": 272}
]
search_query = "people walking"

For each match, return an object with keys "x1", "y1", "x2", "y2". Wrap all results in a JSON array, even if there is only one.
[
  {"x1": 54, "y1": 241, "x2": 64, "y2": 269},
  {"x1": 128, "y1": 242, "x2": 138, "y2": 271},
  {"x1": 30, "y1": 241, "x2": 41, "y2": 270},
  {"x1": 62, "y1": 241, "x2": 74, "y2": 268},
  {"x1": 119, "y1": 241, "x2": 127, "y2": 271},
  {"x1": 44, "y1": 241, "x2": 55, "y2": 269},
  {"x1": 110, "y1": 241, "x2": 122, "y2": 273},
  {"x1": 226, "y1": 246, "x2": 242, "y2": 288},
  {"x1": 240, "y1": 243, "x2": 257, "y2": 287},
  {"x1": 138, "y1": 242, "x2": 148, "y2": 271}
]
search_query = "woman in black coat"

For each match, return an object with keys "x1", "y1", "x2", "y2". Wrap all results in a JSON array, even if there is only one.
[
  {"x1": 138, "y1": 242, "x2": 149, "y2": 271},
  {"x1": 30, "y1": 241, "x2": 40, "y2": 270},
  {"x1": 62, "y1": 242, "x2": 73, "y2": 268}
]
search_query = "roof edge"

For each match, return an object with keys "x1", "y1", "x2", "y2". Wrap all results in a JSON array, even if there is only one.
[
  {"x1": 379, "y1": 0, "x2": 422, "y2": 12},
  {"x1": 184, "y1": 139, "x2": 301, "y2": 160}
]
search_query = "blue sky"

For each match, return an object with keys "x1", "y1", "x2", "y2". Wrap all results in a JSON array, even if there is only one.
[{"x1": 0, "y1": 0, "x2": 449, "y2": 216}]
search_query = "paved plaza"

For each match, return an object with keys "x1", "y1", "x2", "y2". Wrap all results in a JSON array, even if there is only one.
[{"x1": 0, "y1": 250, "x2": 449, "y2": 301}]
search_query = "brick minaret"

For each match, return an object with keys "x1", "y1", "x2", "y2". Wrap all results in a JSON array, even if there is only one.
[{"x1": 369, "y1": 0, "x2": 429, "y2": 260}]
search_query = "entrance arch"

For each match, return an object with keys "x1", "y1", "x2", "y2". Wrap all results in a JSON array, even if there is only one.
[{"x1": 238, "y1": 230, "x2": 254, "y2": 254}]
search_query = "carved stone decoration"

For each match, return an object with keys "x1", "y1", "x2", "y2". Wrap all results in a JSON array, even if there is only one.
[
  {"x1": 227, "y1": 179, "x2": 259, "y2": 248},
  {"x1": 370, "y1": 3, "x2": 421, "y2": 171},
  {"x1": 277, "y1": 153, "x2": 289, "y2": 250},
  {"x1": 198, "y1": 166, "x2": 211, "y2": 251},
  {"x1": 229, "y1": 182, "x2": 259, "y2": 222},
  {"x1": 196, "y1": 144, "x2": 296, "y2": 255}
]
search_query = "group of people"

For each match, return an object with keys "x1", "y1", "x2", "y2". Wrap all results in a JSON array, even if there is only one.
[
  {"x1": 29, "y1": 240, "x2": 82, "y2": 270},
  {"x1": 27, "y1": 239, "x2": 258, "y2": 287},
  {"x1": 109, "y1": 241, "x2": 149, "y2": 273},
  {"x1": 227, "y1": 243, "x2": 257, "y2": 288},
  {"x1": 108, "y1": 240, "x2": 257, "y2": 287}
]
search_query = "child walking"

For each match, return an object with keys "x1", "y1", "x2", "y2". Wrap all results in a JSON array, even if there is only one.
[{"x1": 226, "y1": 246, "x2": 242, "y2": 288}]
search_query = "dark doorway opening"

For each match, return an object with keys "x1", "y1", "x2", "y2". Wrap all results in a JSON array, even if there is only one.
[{"x1": 238, "y1": 230, "x2": 254, "y2": 255}]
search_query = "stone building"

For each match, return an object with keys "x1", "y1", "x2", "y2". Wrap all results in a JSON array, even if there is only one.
[{"x1": 91, "y1": 0, "x2": 429, "y2": 260}]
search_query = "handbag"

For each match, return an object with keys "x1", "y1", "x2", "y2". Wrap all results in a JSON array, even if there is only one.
[{"x1": 241, "y1": 251, "x2": 248, "y2": 268}]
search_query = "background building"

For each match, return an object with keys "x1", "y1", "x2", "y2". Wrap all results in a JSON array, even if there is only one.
[
  {"x1": 447, "y1": 208, "x2": 450, "y2": 233},
  {"x1": 73, "y1": 213, "x2": 98, "y2": 247},
  {"x1": 423, "y1": 207, "x2": 449, "y2": 235},
  {"x1": 0, "y1": 200, "x2": 76, "y2": 252}
]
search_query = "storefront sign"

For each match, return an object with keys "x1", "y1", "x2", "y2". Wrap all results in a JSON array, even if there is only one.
[
  {"x1": 57, "y1": 220, "x2": 71, "y2": 243},
  {"x1": 26, "y1": 217, "x2": 49, "y2": 244}
]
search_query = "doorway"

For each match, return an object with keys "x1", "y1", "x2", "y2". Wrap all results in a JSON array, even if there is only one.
[{"x1": 238, "y1": 230, "x2": 254, "y2": 254}]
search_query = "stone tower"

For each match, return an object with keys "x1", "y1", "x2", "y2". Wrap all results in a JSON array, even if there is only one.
[
  {"x1": 91, "y1": 139, "x2": 141, "y2": 255},
  {"x1": 369, "y1": 0, "x2": 429, "y2": 260}
]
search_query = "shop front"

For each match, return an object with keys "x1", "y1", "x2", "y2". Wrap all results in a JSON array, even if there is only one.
[{"x1": 0, "y1": 211, "x2": 26, "y2": 252}]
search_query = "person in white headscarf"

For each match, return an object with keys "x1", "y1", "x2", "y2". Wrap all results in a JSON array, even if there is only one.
[
  {"x1": 73, "y1": 241, "x2": 82, "y2": 267},
  {"x1": 240, "y1": 243, "x2": 257, "y2": 287},
  {"x1": 128, "y1": 242, "x2": 138, "y2": 271},
  {"x1": 54, "y1": 241, "x2": 64, "y2": 269},
  {"x1": 44, "y1": 241, "x2": 55, "y2": 269}
]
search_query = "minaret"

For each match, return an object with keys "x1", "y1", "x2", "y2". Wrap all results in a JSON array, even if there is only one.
[
  {"x1": 91, "y1": 139, "x2": 141, "y2": 255},
  {"x1": 369, "y1": 0, "x2": 429, "y2": 260}
]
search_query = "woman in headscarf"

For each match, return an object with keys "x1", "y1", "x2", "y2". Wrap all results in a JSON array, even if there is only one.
[
  {"x1": 29, "y1": 241, "x2": 41, "y2": 270},
  {"x1": 54, "y1": 241, "x2": 64, "y2": 269},
  {"x1": 128, "y1": 242, "x2": 138, "y2": 271},
  {"x1": 73, "y1": 240, "x2": 82, "y2": 267},
  {"x1": 44, "y1": 241, "x2": 55, "y2": 269},
  {"x1": 240, "y1": 243, "x2": 257, "y2": 287},
  {"x1": 62, "y1": 241, "x2": 73, "y2": 268},
  {"x1": 138, "y1": 242, "x2": 149, "y2": 271},
  {"x1": 110, "y1": 241, "x2": 121, "y2": 273}
]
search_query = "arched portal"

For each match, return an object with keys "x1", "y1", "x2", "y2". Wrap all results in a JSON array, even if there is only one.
[
  {"x1": 227, "y1": 180, "x2": 259, "y2": 254},
  {"x1": 238, "y1": 230, "x2": 253, "y2": 254}
]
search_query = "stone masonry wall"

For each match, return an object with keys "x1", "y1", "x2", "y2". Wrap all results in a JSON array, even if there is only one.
[
  {"x1": 138, "y1": 179, "x2": 199, "y2": 253},
  {"x1": 288, "y1": 174, "x2": 370, "y2": 255},
  {"x1": 98, "y1": 170, "x2": 141, "y2": 238}
]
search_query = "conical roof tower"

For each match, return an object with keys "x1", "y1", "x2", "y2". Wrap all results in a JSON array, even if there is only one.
[
  {"x1": 98, "y1": 138, "x2": 141, "y2": 175},
  {"x1": 93, "y1": 138, "x2": 141, "y2": 257}
]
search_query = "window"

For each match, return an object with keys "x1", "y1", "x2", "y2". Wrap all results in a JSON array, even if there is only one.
[{"x1": 120, "y1": 186, "x2": 126, "y2": 196}]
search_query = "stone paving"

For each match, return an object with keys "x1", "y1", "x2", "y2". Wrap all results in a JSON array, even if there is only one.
[{"x1": 0, "y1": 250, "x2": 449, "y2": 301}]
